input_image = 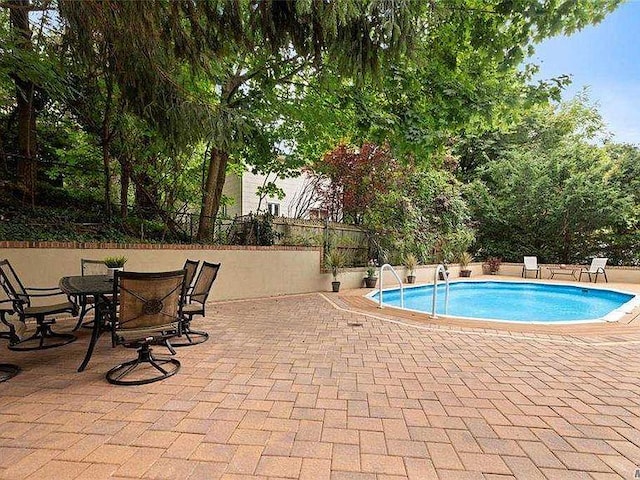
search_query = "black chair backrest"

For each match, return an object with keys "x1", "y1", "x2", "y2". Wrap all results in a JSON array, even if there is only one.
[
  {"x1": 81, "y1": 259, "x2": 109, "y2": 276},
  {"x1": 0, "y1": 259, "x2": 29, "y2": 309},
  {"x1": 190, "y1": 262, "x2": 221, "y2": 306},
  {"x1": 182, "y1": 259, "x2": 200, "y2": 290},
  {"x1": 113, "y1": 270, "x2": 186, "y2": 336}
]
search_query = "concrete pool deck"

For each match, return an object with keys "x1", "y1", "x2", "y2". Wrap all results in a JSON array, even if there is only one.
[{"x1": 1, "y1": 283, "x2": 640, "y2": 479}]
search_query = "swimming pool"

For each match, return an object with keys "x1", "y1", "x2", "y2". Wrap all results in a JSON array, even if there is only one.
[{"x1": 367, "y1": 281, "x2": 638, "y2": 323}]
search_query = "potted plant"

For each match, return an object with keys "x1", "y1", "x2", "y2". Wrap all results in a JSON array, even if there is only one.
[
  {"x1": 483, "y1": 256, "x2": 501, "y2": 275},
  {"x1": 325, "y1": 249, "x2": 346, "y2": 292},
  {"x1": 459, "y1": 252, "x2": 473, "y2": 277},
  {"x1": 404, "y1": 253, "x2": 418, "y2": 284},
  {"x1": 104, "y1": 256, "x2": 128, "y2": 279},
  {"x1": 364, "y1": 259, "x2": 378, "y2": 288}
]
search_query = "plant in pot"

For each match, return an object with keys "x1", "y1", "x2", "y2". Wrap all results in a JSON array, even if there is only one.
[
  {"x1": 483, "y1": 256, "x2": 501, "y2": 275},
  {"x1": 104, "y1": 256, "x2": 127, "y2": 279},
  {"x1": 364, "y1": 259, "x2": 378, "y2": 288},
  {"x1": 458, "y1": 252, "x2": 473, "y2": 277},
  {"x1": 325, "y1": 249, "x2": 346, "y2": 292},
  {"x1": 404, "y1": 253, "x2": 418, "y2": 284}
]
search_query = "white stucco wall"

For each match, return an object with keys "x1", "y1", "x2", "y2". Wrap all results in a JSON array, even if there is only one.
[{"x1": 1, "y1": 246, "x2": 327, "y2": 301}]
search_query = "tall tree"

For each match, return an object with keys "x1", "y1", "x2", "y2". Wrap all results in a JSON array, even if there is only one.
[
  {"x1": 272, "y1": 1, "x2": 620, "y2": 174},
  {"x1": 58, "y1": 0, "x2": 427, "y2": 240},
  {"x1": 2, "y1": 0, "x2": 70, "y2": 202},
  {"x1": 7, "y1": 0, "x2": 37, "y2": 202},
  {"x1": 1, "y1": 0, "x2": 622, "y2": 244},
  {"x1": 467, "y1": 99, "x2": 635, "y2": 263}
]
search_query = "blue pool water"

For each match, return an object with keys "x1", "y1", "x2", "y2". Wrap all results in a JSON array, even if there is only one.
[{"x1": 370, "y1": 281, "x2": 636, "y2": 323}]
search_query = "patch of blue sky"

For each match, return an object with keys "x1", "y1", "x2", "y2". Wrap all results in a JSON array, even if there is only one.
[{"x1": 528, "y1": 1, "x2": 640, "y2": 145}]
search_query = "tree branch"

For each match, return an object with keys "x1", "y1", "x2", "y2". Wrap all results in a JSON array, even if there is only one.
[{"x1": 0, "y1": 1, "x2": 54, "y2": 11}]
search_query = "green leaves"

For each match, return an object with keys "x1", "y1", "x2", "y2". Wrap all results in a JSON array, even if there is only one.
[{"x1": 469, "y1": 98, "x2": 638, "y2": 264}]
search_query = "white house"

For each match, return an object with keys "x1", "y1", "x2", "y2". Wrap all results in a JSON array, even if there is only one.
[{"x1": 221, "y1": 171, "x2": 327, "y2": 219}]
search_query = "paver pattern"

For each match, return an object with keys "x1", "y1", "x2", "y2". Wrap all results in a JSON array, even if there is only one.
[{"x1": 1, "y1": 293, "x2": 640, "y2": 479}]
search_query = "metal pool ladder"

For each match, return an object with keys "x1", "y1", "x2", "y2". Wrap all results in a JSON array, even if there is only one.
[
  {"x1": 432, "y1": 264, "x2": 450, "y2": 318},
  {"x1": 377, "y1": 264, "x2": 404, "y2": 309}
]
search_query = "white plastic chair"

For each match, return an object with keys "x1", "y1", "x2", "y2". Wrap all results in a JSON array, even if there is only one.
[
  {"x1": 579, "y1": 258, "x2": 608, "y2": 283},
  {"x1": 522, "y1": 256, "x2": 540, "y2": 279}
]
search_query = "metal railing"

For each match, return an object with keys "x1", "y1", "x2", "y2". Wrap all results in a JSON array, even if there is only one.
[
  {"x1": 431, "y1": 264, "x2": 450, "y2": 318},
  {"x1": 377, "y1": 263, "x2": 404, "y2": 309}
]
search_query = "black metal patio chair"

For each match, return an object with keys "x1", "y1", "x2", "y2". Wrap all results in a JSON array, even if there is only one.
[
  {"x1": 0, "y1": 301, "x2": 20, "y2": 382},
  {"x1": 106, "y1": 269, "x2": 186, "y2": 385},
  {"x1": 173, "y1": 261, "x2": 221, "y2": 347},
  {"x1": 0, "y1": 259, "x2": 77, "y2": 351}
]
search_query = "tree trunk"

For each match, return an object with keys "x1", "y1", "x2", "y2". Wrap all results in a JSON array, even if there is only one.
[
  {"x1": 120, "y1": 158, "x2": 130, "y2": 219},
  {"x1": 561, "y1": 211, "x2": 571, "y2": 263},
  {"x1": 0, "y1": 124, "x2": 7, "y2": 174},
  {"x1": 134, "y1": 156, "x2": 158, "y2": 217},
  {"x1": 9, "y1": 0, "x2": 37, "y2": 204},
  {"x1": 101, "y1": 145, "x2": 112, "y2": 218},
  {"x1": 101, "y1": 75, "x2": 115, "y2": 219},
  {"x1": 129, "y1": 170, "x2": 182, "y2": 237},
  {"x1": 197, "y1": 148, "x2": 229, "y2": 241},
  {"x1": 134, "y1": 172, "x2": 157, "y2": 213}
]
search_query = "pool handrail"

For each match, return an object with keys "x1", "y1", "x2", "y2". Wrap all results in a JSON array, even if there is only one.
[
  {"x1": 432, "y1": 264, "x2": 450, "y2": 318},
  {"x1": 378, "y1": 264, "x2": 404, "y2": 309}
]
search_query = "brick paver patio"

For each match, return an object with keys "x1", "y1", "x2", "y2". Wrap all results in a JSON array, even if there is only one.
[{"x1": 2, "y1": 292, "x2": 640, "y2": 479}]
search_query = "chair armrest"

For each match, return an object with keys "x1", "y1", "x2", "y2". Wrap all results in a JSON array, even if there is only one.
[
  {"x1": 25, "y1": 291, "x2": 66, "y2": 298},
  {"x1": 26, "y1": 287, "x2": 62, "y2": 291}
]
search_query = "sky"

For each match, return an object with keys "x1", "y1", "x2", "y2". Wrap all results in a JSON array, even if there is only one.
[{"x1": 529, "y1": 1, "x2": 640, "y2": 145}]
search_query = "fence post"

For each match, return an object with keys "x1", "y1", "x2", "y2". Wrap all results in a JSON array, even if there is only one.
[{"x1": 323, "y1": 217, "x2": 329, "y2": 254}]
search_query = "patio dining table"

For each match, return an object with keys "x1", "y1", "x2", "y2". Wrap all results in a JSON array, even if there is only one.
[{"x1": 59, "y1": 275, "x2": 113, "y2": 372}]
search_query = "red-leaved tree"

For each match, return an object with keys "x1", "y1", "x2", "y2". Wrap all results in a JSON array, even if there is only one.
[{"x1": 314, "y1": 142, "x2": 399, "y2": 224}]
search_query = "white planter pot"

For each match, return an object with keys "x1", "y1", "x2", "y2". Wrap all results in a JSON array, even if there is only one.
[{"x1": 107, "y1": 267, "x2": 124, "y2": 279}]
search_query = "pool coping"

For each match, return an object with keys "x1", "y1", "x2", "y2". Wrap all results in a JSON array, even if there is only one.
[
  {"x1": 338, "y1": 275, "x2": 640, "y2": 337},
  {"x1": 363, "y1": 278, "x2": 640, "y2": 325}
]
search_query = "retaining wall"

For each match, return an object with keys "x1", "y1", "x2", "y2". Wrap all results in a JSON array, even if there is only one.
[{"x1": 1, "y1": 242, "x2": 638, "y2": 301}]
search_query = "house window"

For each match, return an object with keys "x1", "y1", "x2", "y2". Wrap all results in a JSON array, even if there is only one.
[{"x1": 267, "y1": 202, "x2": 280, "y2": 216}]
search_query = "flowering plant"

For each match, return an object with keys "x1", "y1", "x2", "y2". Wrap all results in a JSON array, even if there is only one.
[
  {"x1": 484, "y1": 256, "x2": 502, "y2": 273},
  {"x1": 366, "y1": 259, "x2": 378, "y2": 278}
]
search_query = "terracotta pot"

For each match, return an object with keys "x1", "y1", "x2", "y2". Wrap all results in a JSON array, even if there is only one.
[
  {"x1": 332, "y1": 281, "x2": 341, "y2": 292},
  {"x1": 460, "y1": 270, "x2": 471, "y2": 278},
  {"x1": 406, "y1": 275, "x2": 416, "y2": 284},
  {"x1": 364, "y1": 277, "x2": 378, "y2": 288}
]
